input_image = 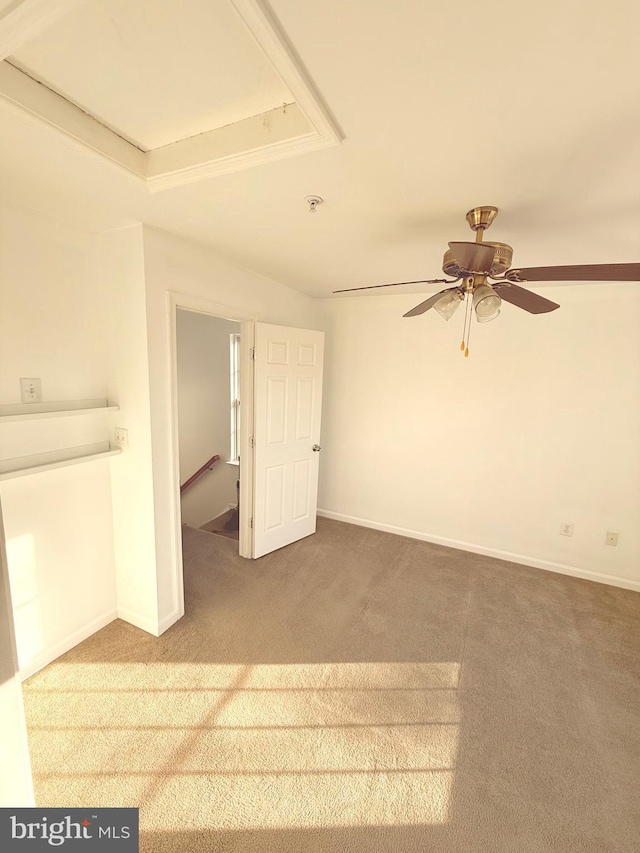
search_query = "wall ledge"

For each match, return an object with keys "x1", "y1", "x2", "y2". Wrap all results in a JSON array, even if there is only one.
[{"x1": 317, "y1": 509, "x2": 640, "y2": 594}]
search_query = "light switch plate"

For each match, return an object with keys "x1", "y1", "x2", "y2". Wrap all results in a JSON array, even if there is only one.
[{"x1": 20, "y1": 378, "x2": 42, "y2": 403}]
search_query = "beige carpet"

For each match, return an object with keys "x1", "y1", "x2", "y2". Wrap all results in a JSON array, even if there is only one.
[{"x1": 22, "y1": 518, "x2": 640, "y2": 852}]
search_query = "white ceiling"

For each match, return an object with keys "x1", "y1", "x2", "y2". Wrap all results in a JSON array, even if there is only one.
[
  {"x1": 9, "y1": 0, "x2": 293, "y2": 150},
  {"x1": 0, "y1": 0, "x2": 639, "y2": 298}
]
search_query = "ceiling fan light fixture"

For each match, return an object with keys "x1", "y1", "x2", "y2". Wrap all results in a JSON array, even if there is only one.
[
  {"x1": 434, "y1": 290, "x2": 462, "y2": 321},
  {"x1": 473, "y1": 284, "x2": 501, "y2": 322},
  {"x1": 476, "y1": 307, "x2": 500, "y2": 323},
  {"x1": 334, "y1": 207, "x2": 640, "y2": 323}
]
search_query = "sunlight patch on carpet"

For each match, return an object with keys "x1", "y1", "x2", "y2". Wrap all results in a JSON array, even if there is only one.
[{"x1": 25, "y1": 661, "x2": 460, "y2": 827}]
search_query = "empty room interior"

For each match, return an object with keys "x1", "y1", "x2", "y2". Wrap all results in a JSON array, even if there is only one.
[{"x1": 0, "y1": 1, "x2": 639, "y2": 851}]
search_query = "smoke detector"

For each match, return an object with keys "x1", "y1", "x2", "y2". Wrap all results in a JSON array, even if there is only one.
[{"x1": 305, "y1": 195, "x2": 323, "y2": 213}]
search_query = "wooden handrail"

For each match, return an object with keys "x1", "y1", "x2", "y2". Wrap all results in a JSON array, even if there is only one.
[{"x1": 180, "y1": 454, "x2": 220, "y2": 494}]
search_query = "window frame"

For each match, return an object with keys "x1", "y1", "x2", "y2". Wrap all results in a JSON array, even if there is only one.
[{"x1": 229, "y1": 333, "x2": 241, "y2": 463}]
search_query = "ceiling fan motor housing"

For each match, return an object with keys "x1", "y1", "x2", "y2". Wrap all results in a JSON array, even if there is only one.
[{"x1": 442, "y1": 241, "x2": 513, "y2": 278}]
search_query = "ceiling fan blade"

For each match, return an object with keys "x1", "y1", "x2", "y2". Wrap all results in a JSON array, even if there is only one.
[
  {"x1": 333, "y1": 278, "x2": 454, "y2": 294},
  {"x1": 448, "y1": 241, "x2": 496, "y2": 274},
  {"x1": 504, "y1": 263, "x2": 640, "y2": 283},
  {"x1": 493, "y1": 282, "x2": 560, "y2": 313},
  {"x1": 403, "y1": 287, "x2": 461, "y2": 318}
]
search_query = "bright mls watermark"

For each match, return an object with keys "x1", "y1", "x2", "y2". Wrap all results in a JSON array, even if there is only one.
[{"x1": 0, "y1": 808, "x2": 138, "y2": 850}]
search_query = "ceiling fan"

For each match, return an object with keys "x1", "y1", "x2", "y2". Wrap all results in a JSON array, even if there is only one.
[{"x1": 333, "y1": 206, "x2": 640, "y2": 356}]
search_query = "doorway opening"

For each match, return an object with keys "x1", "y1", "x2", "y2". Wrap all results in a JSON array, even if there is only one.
[
  {"x1": 176, "y1": 309, "x2": 242, "y2": 544},
  {"x1": 168, "y1": 294, "x2": 256, "y2": 623}
]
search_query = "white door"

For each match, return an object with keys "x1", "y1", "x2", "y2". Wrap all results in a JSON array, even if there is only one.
[{"x1": 252, "y1": 323, "x2": 324, "y2": 558}]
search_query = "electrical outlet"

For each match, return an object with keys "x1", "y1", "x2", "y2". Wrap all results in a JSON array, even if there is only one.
[
  {"x1": 560, "y1": 523, "x2": 574, "y2": 537},
  {"x1": 114, "y1": 428, "x2": 129, "y2": 450},
  {"x1": 605, "y1": 531, "x2": 619, "y2": 547},
  {"x1": 20, "y1": 377, "x2": 42, "y2": 403}
]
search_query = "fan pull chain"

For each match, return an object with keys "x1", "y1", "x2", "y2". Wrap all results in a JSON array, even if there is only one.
[
  {"x1": 460, "y1": 293, "x2": 468, "y2": 351},
  {"x1": 465, "y1": 299, "x2": 472, "y2": 357},
  {"x1": 460, "y1": 292, "x2": 472, "y2": 357}
]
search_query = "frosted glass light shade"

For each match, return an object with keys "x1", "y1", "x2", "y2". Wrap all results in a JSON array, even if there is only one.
[
  {"x1": 476, "y1": 307, "x2": 500, "y2": 323},
  {"x1": 434, "y1": 290, "x2": 462, "y2": 321},
  {"x1": 473, "y1": 284, "x2": 501, "y2": 322}
]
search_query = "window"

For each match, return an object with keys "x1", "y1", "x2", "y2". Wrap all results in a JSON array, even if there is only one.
[{"x1": 229, "y1": 334, "x2": 241, "y2": 462}]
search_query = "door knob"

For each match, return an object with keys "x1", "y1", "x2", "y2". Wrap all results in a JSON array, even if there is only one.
[{"x1": 312, "y1": 444, "x2": 321, "y2": 452}]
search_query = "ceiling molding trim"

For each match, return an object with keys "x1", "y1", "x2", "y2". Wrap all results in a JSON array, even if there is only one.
[
  {"x1": 0, "y1": 0, "x2": 89, "y2": 60},
  {"x1": 146, "y1": 102, "x2": 315, "y2": 192},
  {"x1": 0, "y1": 60, "x2": 146, "y2": 181},
  {"x1": 229, "y1": 0, "x2": 343, "y2": 147},
  {"x1": 0, "y1": 0, "x2": 342, "y2": 191},
  {"x1": 147, "y1": 132, "x2": 335, "y2": 192}
]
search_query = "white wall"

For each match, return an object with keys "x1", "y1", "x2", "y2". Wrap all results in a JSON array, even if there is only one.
[
  {"x1": 97, "y1": 225, "x2": 159, "y2": 635},
  {"x1": 0, "y1": 207, "x2": 107, "y2": 402},
  {"x1": 177, "y1": 310, "x2": 240, "y2": 528},
  {"x1": 0, "y1": 206, "x2": 118, "y2": 675},
  {"x1": 142, "y1": 226, "x2": 318, "y2": 630},
  {"x1": 0, "y1": 501, "x2": 34, "y2": 806},
  {"x1": 2, "y1": 465, "x2": 117, "y2": 676},
  {"x1": 317, "y1": 284, "x2": 640, "y2": 590}
]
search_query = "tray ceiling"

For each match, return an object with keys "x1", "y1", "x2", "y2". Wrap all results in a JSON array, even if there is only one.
[
  {"x1": 9, "y1": 0, "x2": 294, "y2": 151},
  {"x1": 0, "y1": 0, "x2": 341, "y2": 189}
]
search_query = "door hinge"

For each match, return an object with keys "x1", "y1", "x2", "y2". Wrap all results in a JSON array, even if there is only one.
[
  {"x1": 250, "y1": 517, "x2": 254, "y2": 529},
  {"x1": 250, "y1": 436, "x2": 255, "y2": 448},
  {"x1": 250, "y1": 347, "x2": 255, "y2": 360}
]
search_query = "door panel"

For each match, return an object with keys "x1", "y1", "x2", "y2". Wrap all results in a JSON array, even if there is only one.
[
  {"x1": 295, "y1": 378, "x2": 315, "y2": 439},
  {"x1": 266, "y1": 377, "x2": 287, "y2": 445},
  {"x1": 265, "y1": 465, "x2": 285, "y2": 530},
  {"x1": 253, "y1": 323, "x2": 324, "y2": 558},
  {"x1": 292, "y1": 458, "x2": 311, "y2": 520}
]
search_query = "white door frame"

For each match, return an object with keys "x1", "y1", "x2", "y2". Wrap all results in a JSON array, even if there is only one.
[{"x1": 167, "y1": 292, "x2": 257, "y2": 613}]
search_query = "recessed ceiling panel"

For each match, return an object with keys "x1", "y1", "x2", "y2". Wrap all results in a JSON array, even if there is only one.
[{"x1": 9, "y1": 0, "x2": 294, "y2": 150}]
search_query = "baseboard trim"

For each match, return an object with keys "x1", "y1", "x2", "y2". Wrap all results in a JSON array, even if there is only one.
[
  {"x1": 117, "y1": 606, "x2": 159, "y2": 636},
  {"x1": 157, "y1": 608, "x2": 181, "y2": 636},
  {"x1": 188, "y1": 502, "x2": 237, "y2": 532},
  {"x1": 19, "y1": 608, "x2": 118, "y2": 681},
  {"x1": 209, "y1": 501, "x2": 235, "y2": 522},
  {"x1": 317, "y1": 509, "x2": 640, "y2": 593}
]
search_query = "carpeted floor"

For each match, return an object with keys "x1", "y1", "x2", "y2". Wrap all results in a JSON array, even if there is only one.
[{"x1": 22, "y1": 518, "x2": 640, "y2": 852}]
